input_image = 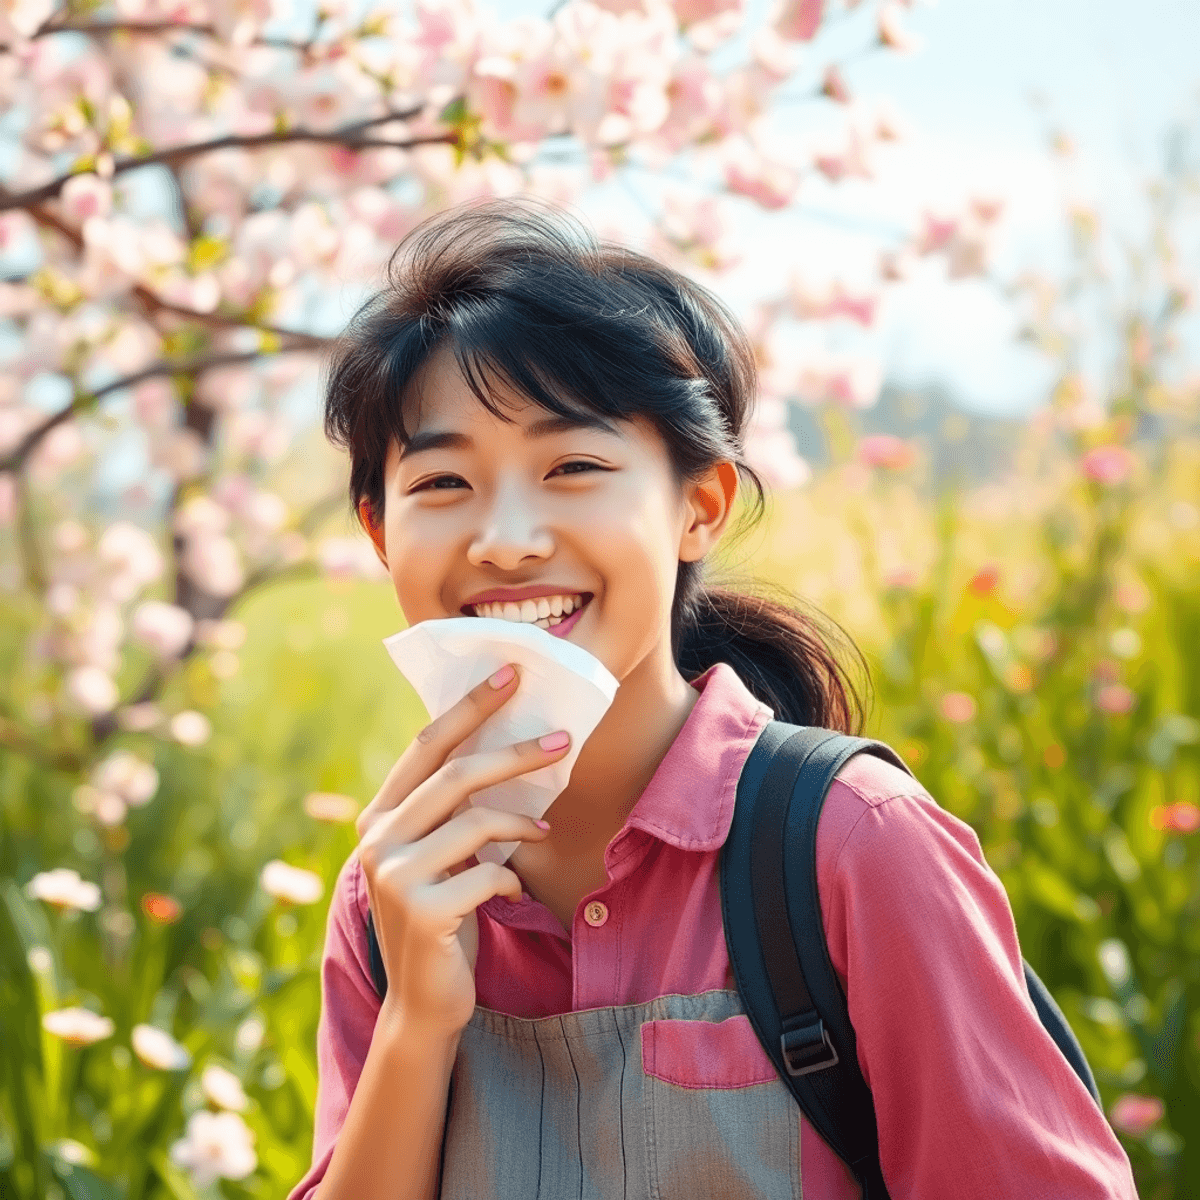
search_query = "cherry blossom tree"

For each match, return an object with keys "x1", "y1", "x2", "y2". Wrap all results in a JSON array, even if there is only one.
[{"x1": 0, "y1": 0, "x2": 992, "y2": 772}]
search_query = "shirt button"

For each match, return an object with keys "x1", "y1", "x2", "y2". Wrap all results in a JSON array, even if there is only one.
[{"x1": 583, "y1": 901, "x2": 608, "y2": 928}]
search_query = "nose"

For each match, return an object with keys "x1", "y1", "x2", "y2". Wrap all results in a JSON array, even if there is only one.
[{"x1": 465, "y1": 479, "x2": 554, "y2": 571}]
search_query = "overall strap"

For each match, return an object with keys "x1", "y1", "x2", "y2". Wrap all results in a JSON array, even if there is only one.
[{"x1": 720, "y1": 720, "x2": 913, "y2": 1200}]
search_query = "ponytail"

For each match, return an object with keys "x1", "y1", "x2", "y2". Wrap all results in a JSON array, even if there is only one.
[{"x1": 673, "y1": 561, "x2": 871, "y2": 735}]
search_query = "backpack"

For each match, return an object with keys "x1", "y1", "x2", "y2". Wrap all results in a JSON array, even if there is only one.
[{"x1": 364, "y1": 719, "x2": 1101, "y2": 1200}]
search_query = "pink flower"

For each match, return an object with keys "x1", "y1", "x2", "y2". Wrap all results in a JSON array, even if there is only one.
[
  {"x1": 1150, "y1": 803, "x2": 1200, "y2": 834},
  {"x1": 131, "y1": 601, "x2": 194, "y2": 659},
  {"x1": 26, "y1": 868, "x2": 102, "y2": 912},
  {"x1": 1109, "y1": 1094, "x2": 1163, "y2": 1137},
  {"x1": 878, "y1": 2, "x2": 924, "y2": 52},
  {"x1": 774, "y1": 0, "x2": 823, "y2": 41},
  {"x1": 858, "y1": 435, "x2": 915, "y2": 471},
  {"x1": 1081, "y1": 445, "x2": 1134, "y2": 486},
  {"x1": 1095, "y1": 684, "x2": 1135, "y2": 715},
  {"x1": 43, "y1": 1007, "x2": 114, "y2": 1047},
  {"x1": 60, "y1": 174, "x2": 113, "y2": 223},
  {"x1": 722, "y1": 139, "x2": 799, "y2": 210},
  {"x1": 940, "y1": 692, "x2": 977, "y2": 723},
  {"x1": 917, "y1": 211, "x2": 958, "y2": 254},
  {"x1": 66, "y1": 667, "x2": 119, "y2": 716},
  {"x1": 821, "y1": 64, "x2": 849, "y2": 103},
  {"x1": 260, "y1": 860, "x2": 324, "y2": 905}
]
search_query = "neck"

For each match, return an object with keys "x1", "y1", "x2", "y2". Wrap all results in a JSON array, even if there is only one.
[{"x1": 538, "y1": 644, "x2": 701, "y2": 857}]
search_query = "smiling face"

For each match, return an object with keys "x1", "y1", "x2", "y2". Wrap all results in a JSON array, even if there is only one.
[{"x1": 360, "y1": 346, "x2": 735, "y2": 688}]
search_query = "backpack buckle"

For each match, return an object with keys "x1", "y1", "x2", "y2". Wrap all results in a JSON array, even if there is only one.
[{"x1": 780, "y1": 1016, "x2": 839, "y2": 1076}]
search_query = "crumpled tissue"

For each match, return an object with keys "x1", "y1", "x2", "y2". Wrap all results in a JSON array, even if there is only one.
[{"x1": 382, "y1": 617, "x2": 619, "y2": 864}]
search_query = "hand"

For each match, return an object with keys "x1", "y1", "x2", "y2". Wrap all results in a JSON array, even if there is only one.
[{"x1": 355, "y1": 664, "x2": 569, "y2": 1037}]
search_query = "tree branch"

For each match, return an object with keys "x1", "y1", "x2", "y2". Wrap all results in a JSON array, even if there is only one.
[
  {"x1": 0, "y1": 712, "x2": 85, "y2": 774},
  {"x1": 0, "y1": 108, "x2": 442, "y2": 212},
  {"x1": 0, "y1": 346, "x2": 319, "y2": 473}
]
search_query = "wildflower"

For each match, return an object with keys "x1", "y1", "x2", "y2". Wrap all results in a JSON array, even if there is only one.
[
  {"x1": 42, "y1": 1007, "x2": 115, "y2": 1046},
  {"x1": 1150, "y1": 803, "x2": 1200, "y2": 834},
  {"x1": 25, "y1": 868, "x2": 101, "y2": 913},
  {"x1": 303, "y1": 792, "x2": 360, "y2": 823},
  {"x1": 858, "y1": 435, "x2": 915, "y2": 471},
  {"x1": 259, "y1": 860, "x2": 324, "y2": 905},
  {"x1": 142, "y1": 892, "x2": 183, "y2": 923},
  {"x1": 940, "y1": 692, "x2": 977, "y2": 723},
  {"x1": 92, "y1": 750, "x2": 159, "y2": 807},
  {"x1": 1081, "y1": 445, "x2": 1134, "y2": 486},
  {"x1": 170, "y1": 710, "x2": 212, "y2": 746},
  {"x1": 202, "y1": 1063, "x2": 250, "y2": 1112},
  {"x1": 1096, "y1": 684, "x2": 1135, "y2": 715},
  {"x1": 1109, "y1": 1094, "x2": 1163, "y2": 1136},
  {"x1": 66, "y1": 667, "x2": 119, "y2": 716},
  {"x1": 131, "y1": 601, "x2": 194, "y2": 658},
  {"x1": 968, "y1": 565, "x2": 1000, "y2": 596},
  {"x1": 169, "y1": 1110, "x2": 257, "y2": 1187},
  {"x1": 132, "y1": 1024, "x2": 192, "y2": 1071}
]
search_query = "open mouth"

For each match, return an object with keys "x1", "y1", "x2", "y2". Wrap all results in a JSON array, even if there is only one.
[{"x1": 462, "y1": 592, "x2": 593, "y2": 634}]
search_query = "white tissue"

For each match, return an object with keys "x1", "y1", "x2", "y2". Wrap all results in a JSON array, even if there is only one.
[{"x1": 382, "y1": 617, "x2": 619, "y2": 864}]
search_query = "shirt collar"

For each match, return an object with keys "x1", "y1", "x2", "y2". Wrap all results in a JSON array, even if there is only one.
[{"x1": 615, "y1": 661, "x2": 774, "y2": 855}]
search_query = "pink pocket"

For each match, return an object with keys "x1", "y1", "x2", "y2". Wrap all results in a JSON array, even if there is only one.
[{"x1": 640, "y1": 1014, "x2": 777, "y2": 1090}]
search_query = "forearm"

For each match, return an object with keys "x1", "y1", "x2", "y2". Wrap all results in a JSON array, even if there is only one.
[{"x1": 317, "y1": 999, "x2": 461, "y2": 1200}]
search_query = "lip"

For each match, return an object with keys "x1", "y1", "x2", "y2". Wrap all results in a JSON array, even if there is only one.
[{"x1": 460, "y1": 585, "x2": 593, "y2": 611}]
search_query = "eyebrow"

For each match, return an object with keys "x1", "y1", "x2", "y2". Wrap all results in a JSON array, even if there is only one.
[{"x1": 398, "y1": 412, "x2": 621, "y2": 461}]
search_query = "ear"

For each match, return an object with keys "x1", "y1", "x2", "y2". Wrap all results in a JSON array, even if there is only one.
[
  {"x1": 358, "y1": 498, "x2": 388, "y2": 567},
  {"x1": 679, "y1": 461, "x2": 738, "y2": 563}
]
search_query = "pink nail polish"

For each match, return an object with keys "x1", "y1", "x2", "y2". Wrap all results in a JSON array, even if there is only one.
[
  {"x1": 538, "y1": 730, "x2": 570, "y2": 752},
  {"x1": 488, "y1": 663, "x2": 516, "y2": 689},
  {"x1": 534, "y1": 819, "x2": 551, "y2": 830}
]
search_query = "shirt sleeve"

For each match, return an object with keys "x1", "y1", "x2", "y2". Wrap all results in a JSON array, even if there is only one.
[
  {"x1": 817, "y1": 757, "x2": 1138, "y2": 1200},
  {"x1": 287, "y1": 851, "x2": 381, "y2": 1200}
]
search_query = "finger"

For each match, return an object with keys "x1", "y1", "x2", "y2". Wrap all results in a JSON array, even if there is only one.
[
  {"x1": 422, "y1": 858, "x2": 526, "y2": 912},
  {"x1": 408, "y1": 806, "x2": 549, "y2": 880},
  {"x1": 357, "y1": 663, "x2": 520, "y2": 835},
  {"x1": 373, "y1": 730, "x2": 570, "y2": 847}
]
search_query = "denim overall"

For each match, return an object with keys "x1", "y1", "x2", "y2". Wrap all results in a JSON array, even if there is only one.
[{"x1": 439, "y1": 989, "x2": 803, "y2": 1199}]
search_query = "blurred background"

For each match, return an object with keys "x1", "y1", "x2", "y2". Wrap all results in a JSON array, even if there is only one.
[{"x1": 1, "y1": 0, "x2": 1198, "y2": 1196}]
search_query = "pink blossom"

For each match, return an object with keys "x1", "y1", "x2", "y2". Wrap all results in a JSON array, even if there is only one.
[
  {"x1": 132, "y1": 1024, "x2": 192, "y2": 1071},
  {"x1": 821, "y1": 64, "x2": 850, "y2": 103},
  {"x1": 1095, "y1": 684, "x2": 1135, "y2": 715},
  {"x1": 940, "y1": 692, "x2": 977, "y2": 723},
  {"x1": 917, "y1": 211, "x2": 958, "y2": 254},
  {"x1": 131, "y1": 601, "x2": 194, "y2": 658},
  {"x1": 1149, "y1": 803, "x2": 1200, "y2": 834},
  {"x1": 92, "y1": 749, "x2": 159, "y2": 806},
  {"x1": 774, "y1": 0, "x2": 823, "y2": 41},
  {"x1": 723, "y1": 138, "x2": 799, "y2": 209},
  {"x1": 878, "y1": 2, "x2": 924, "y2": 52},
  {"x1": 202, "y1": 1064, "x2": 250, "y2": 1112},
  {"x1": 170, "y1": 710, "x2": 212, "y2": 747},
  {"x1": 1109, "y1": 1094, "x2": 1163, "y2": 1136},
  {"x1": 182, "y1": 534, "x2": 245, "y2": 597},
  {"x1": 97, "y1": 522, "x2": 164, "y2": 601},
  {"x1": 60, "y1": 174, "x2": 113, "y2": 223},
  {"x1": 66, "y1": 666, "x2": 119, "y2": 716},
  {"x1": 858, "y1": 435, "x2": 915, "y2": 471},
  {"x1": 1081, "y1": 445, "x2": 1134, "y2": 486}
]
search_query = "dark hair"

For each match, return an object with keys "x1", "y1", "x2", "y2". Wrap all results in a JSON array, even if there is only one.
[{"x1": 323, "y1": 200, "x2": 870, "y2": 733}]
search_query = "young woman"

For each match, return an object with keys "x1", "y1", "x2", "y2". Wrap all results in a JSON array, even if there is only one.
[{"x1": 289, "y1": 201, "x2": 1136, "y2": 1200}]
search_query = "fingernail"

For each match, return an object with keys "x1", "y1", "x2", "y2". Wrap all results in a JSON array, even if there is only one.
[
  {"x1": 488, "y1": 663, "x2": 516, "y2": 689},
  {"x1": 538, "y1": 730, "x2": 570, "y2": 752},
  {"x1": 534, "y1": 819, "x2": 551, "y2": 830}
]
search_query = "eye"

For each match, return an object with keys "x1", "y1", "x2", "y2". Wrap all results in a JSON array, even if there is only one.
[
  {"x1": 552, "y1": 460, "x2": 605, "y2": 477},
  {"x1": 410, "y1": 475, "x2": 466, "y2": 492}
]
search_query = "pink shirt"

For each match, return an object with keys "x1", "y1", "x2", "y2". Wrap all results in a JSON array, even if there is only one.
[{"x1": 290, "y1": 662, "x2": 1137, "y2": 1200}]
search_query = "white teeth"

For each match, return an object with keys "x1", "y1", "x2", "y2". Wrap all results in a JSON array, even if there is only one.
[{"x1": 470, "y1": 594, "x2": 587, "y2": 625}]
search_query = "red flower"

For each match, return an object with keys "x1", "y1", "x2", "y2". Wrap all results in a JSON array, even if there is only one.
[{"x1": 142, "y1": 893, "x2": 182, "y2": 924}]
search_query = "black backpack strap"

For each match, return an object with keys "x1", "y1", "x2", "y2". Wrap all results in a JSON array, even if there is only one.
[
  {"x1": 720, "y1": 720, "x2": 913, "y2": 1200},
  {"x1": 366, "y1": 909, "x2": 388, "y2": 999},
  {"x1": 1023, "y1": 961, "x2": 1101, "y2": 1103}
]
